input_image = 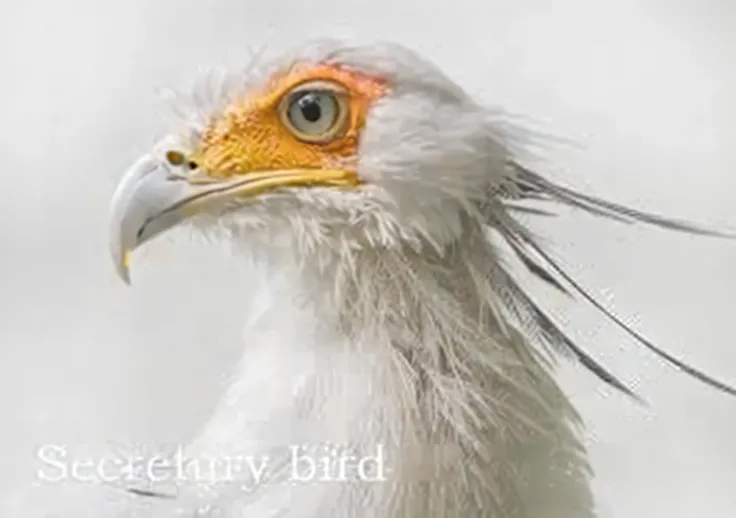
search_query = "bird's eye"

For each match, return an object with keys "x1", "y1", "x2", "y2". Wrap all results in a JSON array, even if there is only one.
[{"x1": 279, "y1": 81, "x2": 349, "y2": 143}]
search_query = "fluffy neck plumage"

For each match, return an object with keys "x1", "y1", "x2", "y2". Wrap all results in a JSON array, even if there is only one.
[{"x1": 173, "y1": 224, "x2": 595, "y2": 518}]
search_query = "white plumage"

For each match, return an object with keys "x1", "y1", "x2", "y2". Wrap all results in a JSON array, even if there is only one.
[{"x1": 108, "y1": 40, "x2": 735, "y2": 517}]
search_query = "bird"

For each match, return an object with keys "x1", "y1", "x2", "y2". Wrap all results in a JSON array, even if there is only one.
[{"x1": 108, "y1": 39, "x2": 736, "y2": 518}]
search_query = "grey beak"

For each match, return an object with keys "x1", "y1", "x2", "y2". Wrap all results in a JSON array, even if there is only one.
[{"x1": 108, "y1": 154, "x2": 202, "y2": 284}]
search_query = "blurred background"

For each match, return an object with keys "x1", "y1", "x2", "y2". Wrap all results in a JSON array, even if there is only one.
[{"x1": 1, "y1": 0, "x2": 735, "y2": 516}]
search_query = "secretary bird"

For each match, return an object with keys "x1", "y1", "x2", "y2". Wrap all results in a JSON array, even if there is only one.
[{"x1": 108, "y1": 40, "x2": 735, "y2": 518}]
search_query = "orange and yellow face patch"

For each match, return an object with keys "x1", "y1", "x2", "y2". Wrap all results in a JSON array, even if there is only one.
[{"x1": 191, "y1": 64, "x2": 389, "y2": 178}]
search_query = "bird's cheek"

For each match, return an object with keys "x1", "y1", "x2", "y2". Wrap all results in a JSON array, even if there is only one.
[{"x1": 192, "y1": 125, "x2": 348, "y2": 179}]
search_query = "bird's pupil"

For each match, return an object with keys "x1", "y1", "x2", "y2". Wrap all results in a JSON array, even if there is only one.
[{"x1": 298, "y1": 93, "x2": 322, "y2": 123}]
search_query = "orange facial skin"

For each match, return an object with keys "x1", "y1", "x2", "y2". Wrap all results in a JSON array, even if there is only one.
[{"x1": 192, "y1": 64, "x2": 389, "y2": 179}]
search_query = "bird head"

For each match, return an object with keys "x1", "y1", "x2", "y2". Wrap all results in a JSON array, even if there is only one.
[
  {"x1": 109, "y1": 41, "x2": 511, "y2": 282},
  {"x1": 109, "y1": 39, "x2": 736, "y2": 401}
]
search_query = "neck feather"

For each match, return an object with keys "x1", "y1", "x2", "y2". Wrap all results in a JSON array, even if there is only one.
[{"x1": 178, "y1": 226, "x2": 594, "y2": 517}]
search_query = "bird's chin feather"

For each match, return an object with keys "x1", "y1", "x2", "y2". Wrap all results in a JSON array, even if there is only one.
[{"x1": 184, "y1": 183, "x2": 471, "y2": 262}]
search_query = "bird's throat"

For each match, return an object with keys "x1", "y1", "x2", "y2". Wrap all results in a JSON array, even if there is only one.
[{"x1": 175, "y1": 234, "x2": 594, "y2": 517}]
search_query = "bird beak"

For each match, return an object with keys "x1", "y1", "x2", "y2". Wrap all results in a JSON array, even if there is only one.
[{"x1": 108, "y1": 154, "x2": 359, "y2": 284}]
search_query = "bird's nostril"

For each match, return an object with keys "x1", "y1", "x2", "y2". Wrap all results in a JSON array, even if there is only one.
[
  {"x1": 165, "y1": 151, "x2": 199, "y2": 171},
  {"x1": 165, "y1": 150, "x2": 186, "y2": 166}
]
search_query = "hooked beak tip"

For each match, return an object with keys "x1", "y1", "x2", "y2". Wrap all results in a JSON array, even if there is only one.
[{"x1": 112, "y1": 249, "x2": 132, "y2": 285}]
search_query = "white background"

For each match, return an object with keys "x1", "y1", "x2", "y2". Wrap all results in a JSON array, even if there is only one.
[{"x1": 1, "y1": 0, "x2": 735, "y2": 516}]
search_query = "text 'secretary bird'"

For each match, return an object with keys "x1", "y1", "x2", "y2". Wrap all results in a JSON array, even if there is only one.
[{"x1": 108, "y1": 40, "x2": 735, "y2": 518}]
